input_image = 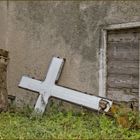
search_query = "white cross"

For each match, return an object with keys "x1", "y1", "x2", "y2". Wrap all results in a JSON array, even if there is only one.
[{"x1": 19, "y1": 57, "x2": 113, "y2": 115}]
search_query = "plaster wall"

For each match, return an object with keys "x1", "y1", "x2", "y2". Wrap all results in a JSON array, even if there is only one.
[{"x1": 0, "y1": 1, "x2": 140, "y2": 107}]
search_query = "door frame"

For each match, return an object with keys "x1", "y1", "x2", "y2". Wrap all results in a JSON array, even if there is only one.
[{"x1": 99, "y1": 21, "x2": 140, "y2": 111}]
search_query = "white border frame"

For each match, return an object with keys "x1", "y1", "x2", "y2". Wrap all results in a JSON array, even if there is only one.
[{"x1": 99, "y1": 22, "x2": 140, "y2": 110}]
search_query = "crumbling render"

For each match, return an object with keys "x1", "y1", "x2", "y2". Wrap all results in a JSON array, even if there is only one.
[
  {"x1": 0, "y1": 49, "x2": 8, "y2": 112},
  {"x1": 19, "y1": 57, "x2": 113, "y2": 115}
]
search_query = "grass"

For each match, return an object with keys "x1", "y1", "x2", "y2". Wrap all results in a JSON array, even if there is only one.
[{"x1": 0, "y1": 106, "x2": 140, "y2": 139}]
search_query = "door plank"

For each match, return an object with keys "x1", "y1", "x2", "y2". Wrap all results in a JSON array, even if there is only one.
[
  {"x1": 107, "y1": 60, "x2": 139, "y2": 75},
  {"x1": 107, "y1": 88, "x2": 138, "y2": 102},
  {"x1": 107, "y1": 74, "x2": 139, "y2": 88},
  {"x1": 107, "y1": 42, "x2": 139, "y2": 61}
]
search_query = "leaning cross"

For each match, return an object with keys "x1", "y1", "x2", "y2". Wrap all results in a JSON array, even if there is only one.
[{"x1": 19, "y1": 57, "x2": 113, "y2": 115}]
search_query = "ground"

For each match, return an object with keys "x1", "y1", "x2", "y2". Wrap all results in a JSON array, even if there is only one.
[{"x1": 0, "y1": 107, "x2": 140, "y2": 139}]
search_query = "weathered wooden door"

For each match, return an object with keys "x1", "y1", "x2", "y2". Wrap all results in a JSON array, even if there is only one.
[
  {"x1": 0, "y1": 49, "x2": 8, "y2": 112},
  {"x1": 107, "y1": 28, "x2": 139, "y2": 110}
]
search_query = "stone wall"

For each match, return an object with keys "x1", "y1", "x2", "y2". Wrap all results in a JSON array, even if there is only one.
[
  {"x1": 0, "y1": 1, "x2": 139, "y2": 107},
  {"x1": 0, "y1": 49, "x2": 8, "y2": 111}
]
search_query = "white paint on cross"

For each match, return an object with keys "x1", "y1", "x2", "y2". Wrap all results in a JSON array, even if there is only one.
[{"x1": 19, "y1": 57, "x2": 113, "y2": 115}]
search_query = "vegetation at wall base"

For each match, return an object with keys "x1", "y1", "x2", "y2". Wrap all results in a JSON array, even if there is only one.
[{"x1": 0, "y1": 106, "x2": 140, "y2": 139}]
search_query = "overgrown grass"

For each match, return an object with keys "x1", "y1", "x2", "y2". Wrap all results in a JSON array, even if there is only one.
[{"x1": 0, "y1": 107, "x2": 140, "y2": 139}]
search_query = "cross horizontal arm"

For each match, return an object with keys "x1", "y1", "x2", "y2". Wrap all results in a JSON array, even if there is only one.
[{"x1": 19, "y1": 76, "x2": 113, "y2": 112}]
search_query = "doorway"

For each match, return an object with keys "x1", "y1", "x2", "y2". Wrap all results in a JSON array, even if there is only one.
[
  {"x1": 107, "y1": 28, "x2": 139, "y2": 110},
  {"x1": 99, "y1": 22, "x2": 140, "y2": 110}
]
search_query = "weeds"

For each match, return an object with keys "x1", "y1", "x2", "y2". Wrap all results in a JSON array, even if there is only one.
[{"x1": 0, "y1": 106, "x2": 140, "y2": 139}]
